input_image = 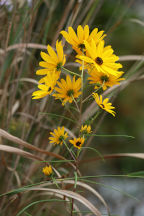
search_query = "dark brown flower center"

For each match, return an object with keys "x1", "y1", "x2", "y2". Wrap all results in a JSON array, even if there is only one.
[
  {"x1": 67, "y1": 89, "x2": 74, "y2": 97},
  {"x1": 78, "y1": 43, "x2": 85, "y2": 51},
  {"x1": 56, "y1": 62, "x2": 62, "y2": 71},
  {"x1": 76, "y1": 141, "x2": 81, "y2": 146},
  {"x1": 100, "y1": 104, "x2": 105, "y2": 108},
  {"x1": 59, "y1": 135, "x2": 64, "y2": 142},
  {"x1": 100, "y1": 75, "x2": 109, "y2": 82},
  {"x1": 48, "y1": 87, "x2": 52, "y2": 92},
  {"x1": 95, "y1": 57, "x2": 103, "y2": 65}
]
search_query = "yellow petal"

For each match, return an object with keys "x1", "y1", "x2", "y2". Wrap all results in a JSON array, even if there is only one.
[
  {"x1": 36, "y1": 69, "x2": 50, "y2": 75},
  {"x1": 77, "y1": 25, "x2": 84, "y2": 42},
  {"x1": 56, "y1": 40, "x2": 64, "y2": 62},
  {"x1": 89, "y1": 28, "x2": 98, "y2": 39},
  {"x1": 47, "y1": 45, "x2": 58, "y2": 61},
  {"x1": 40, "y1": 52, "x2": 55, "y2": 64},
  {"x1": 84, "y1": 25, "x2": 89, "y2": 40},
  {"x1": 68, "y1": 27, "x2": 79, "y2": 43},
  {"x1": 39, "y1": 61, "x2": 55, "y2": 68}
]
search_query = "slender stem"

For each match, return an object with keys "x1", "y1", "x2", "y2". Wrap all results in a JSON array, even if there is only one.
[
  {"x1": 52, "y1": 176, "x2": 61, "y2": 189},
  {"x1": 82, "y1": 81, "x2": 105, "y2": 104},
  {"x1": 82, "y1": 87, "x2": 101, "y2": 104},
  {"x1": 64, "y1": 104, "x2": 78, "y2": 121},
  {"x1": 89, "y1": 111, "x2": 101, "y2": 125},
  {"x1": 56, "y1": 96, "x2": 78, "y2": 121},
  {"x1": 79, "y1": 54, "x2": 84, "y2": 128},
  {"x1": 72, "y1": 96, "x2": 80, "y2": 113},
  {"x1": 61, "y1": 66, "x2": 81, "y2": 77},
  {"x1": 81, "y1": 59, "x2": 84, "y2": 95},
  {"x1": 76, "y1": 149, "x2": 81, "y2": 159},
  {"x1": 63, "y1": 140, "x2": 76, "y2": 162},
  {"x1": 71, "y1": 199, "x2": 74, "y2": 216}
]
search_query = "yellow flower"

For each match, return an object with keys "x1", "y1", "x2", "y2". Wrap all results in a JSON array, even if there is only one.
[
  {"x1": 69, "y1": 137, "x2": 85, "y2": 149},
  {"x1": 49, "y1": 126, "x2": 68, "y2": 145},
  {"x1": 36, "y1": 40, "x2": 66, "y2": 76},
  {"x1": 88, "y1": 69, "x2": 124, "y2": 90},
  {"x1": 61, "y1": 25, "x2": 106, "y2": 54},
  {"x1": 32, "y1": 72, "x2": 59, "y2": 99},
  {"x1": 80, "y1": 125, "x2": 92, "y2": 134},
  {"x1": 42, "y1": 165, "x2": 52, "y2": 176},
  {"x1": 92, "y1": 93, "x2": 116, "y2": 117},
  {"x1": 76, "y1": 39, "x2": 122, "y2": 76},
  {"x1": 53, "y1": 75, "x2": 81, "y2": 105}
]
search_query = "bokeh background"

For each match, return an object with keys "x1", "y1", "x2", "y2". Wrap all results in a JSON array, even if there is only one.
[{"x1": 0, "y1": 0, "x2": 144, "y2": 215}]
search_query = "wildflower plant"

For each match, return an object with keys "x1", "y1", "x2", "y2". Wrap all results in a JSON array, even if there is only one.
[
  {"x1": 33, "y1": 25, "x2": 123, "y2": 118},
  {"x1": 31, "y1": 24, "x2": 127, "y2": 215}
]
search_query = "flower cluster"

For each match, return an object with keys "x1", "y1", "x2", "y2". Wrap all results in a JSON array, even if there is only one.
[
  {"x1": 32, "y1": 25, "x2": 124, "y2": 177},
  {"x1": 32, "y1": 40, "x2": 81, "y2": 105},
  {"x1": 49, "y1": 125, "x2": 91, "y2": 150},
  {"x1": 32, "y1": 25, "x2": 124, "y2": 116}
]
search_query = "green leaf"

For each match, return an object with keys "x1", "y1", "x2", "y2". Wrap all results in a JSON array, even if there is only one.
[
  {"x1": 127, "y1": 171, "x2": 144, "y2": 177},
  {"x1": 39, "y1": 112, "x2": 76, "y2": 123},
  {"x1": 86, "y1": 134, "x2": 135, "y2": 139}
]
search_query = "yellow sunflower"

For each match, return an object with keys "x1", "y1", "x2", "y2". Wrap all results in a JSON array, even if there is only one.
[
  {"x1": 49, "y1": 126, "x2": 68, "y2": 145},
  {"x1": 69, "y1": 137, "x2": 85, "y2": 149},
  {"x1": 36, "y1": 40, "x2": 66, "y2": 76},
  {"x1": 32, "y1": 72, "x2": 59, "y2": 99},
  {"x1": 80, "y1": 125, "x2": 92, "y2": 134},
  {"x1": 42, "y1": 165, "x2": 52, "y2": 176},
  {"x1": 61, "y1": 25, "x2": 106, "y2": 54},
  {"x1": 53, "y1": 75, "x2": 81, "y2": 105},
  {"x1": 92, "y1": 93, "x2": 116, "y2": 117},
  {"x1": 76, "y1": 39, "x2": 122, "y2": 76},
  {"x1": 88, "y1": 69, "x2": 124, "y2": 90}
]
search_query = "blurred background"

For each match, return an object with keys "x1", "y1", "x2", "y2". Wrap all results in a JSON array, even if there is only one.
[{"x1": 0, "y1": 0, "x2": 144, "y2": 215}]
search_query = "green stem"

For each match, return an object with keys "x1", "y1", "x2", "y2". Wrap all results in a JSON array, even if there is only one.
[
  {"x1": 72, "y1": 96, "x2": 80, "y2": 113},
  {"x1": 79, "y1": 53, "x2": 85, "y2": 128},
  {"x1": 81, "y1": 59, "x2": 84, "y2": 94},
  {"x1": 63, "y1": 140, "x2": 76, "y2": 161},
  {"x1": 61, "y1": 66, "x2": 80, "y2": 77},
  {"x1": 89, "y1": 111, "x2": 101, "y2": 125},
  {"x1": 76, "y1": 149, "x2": 81, "y2": 159},
  {"x1": 82, "y1": 81, "x2": 105, "y2": 104},
  {"x1": 52, "y1": 176, "x2": 61, "y2": 189}
]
